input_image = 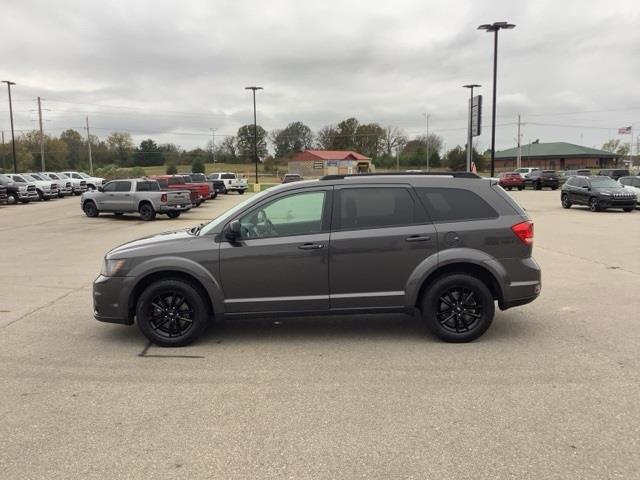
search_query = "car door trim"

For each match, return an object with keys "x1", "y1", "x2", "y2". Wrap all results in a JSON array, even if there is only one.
[{"x1": 224, "y1": 290, "x2": 404, "y2": 304}]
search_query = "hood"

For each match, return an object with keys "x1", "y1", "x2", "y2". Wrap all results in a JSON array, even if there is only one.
[
  {"x1": 107, "y1": 229, "x2": 193, "y2": 258},
  {"x1": 597, "y1": 187, "x2": 630, "y2": 195}
]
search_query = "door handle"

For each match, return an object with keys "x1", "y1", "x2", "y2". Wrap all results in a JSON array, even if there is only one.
[
  {"x1": 405, "y1": 235, "x2": 431, "y2": 242},
  {"x1": 298, "y1": 243, "x2": 324, "y2": 250}
]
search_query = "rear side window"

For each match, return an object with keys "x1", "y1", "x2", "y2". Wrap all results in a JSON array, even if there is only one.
[
  {"x1": 335, "y1": 187, "x2": 416, "y2": 230},
  {"x1": 221, "y1": 173, "x2": 236, "y2": 179},
  {"x1": 156, "y1": 179, "x2": 168, "y2": 188},
  {"x1": 416, "y1": 187, "x2": 498, "y2": 223},
  {"x1": 136, "y1": 181, "x2": 160, "y2": 192}
]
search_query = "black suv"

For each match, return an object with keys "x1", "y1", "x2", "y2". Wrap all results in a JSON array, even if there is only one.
[
  {"x1": 527, "y1": 170, "x2": 559, "y2": 190},
  {"x1": 93, "y1": 173, "x2": 541, "y2": 347},
  {"x1": 561, "y1": 175, "x2": 636, "y2": 212},
  {"x1": 598, "y1": 169, "x2": 630, "y2": 181}
]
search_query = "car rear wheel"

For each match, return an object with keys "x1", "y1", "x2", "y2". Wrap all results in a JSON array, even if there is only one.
[
  {"x1": 83, "y1": 200, "x2": 99, "y2": 217},
  {"x1": 561, "y1": 194, "x2": 572, "y2": 209},
  {"x1": 167, "y1": 211, "x2": 181, "y2": 219},
  {"x1": 238, "y1": 190, "x2": 245, "y2": 195},
  {"x1": 589, "y1": 197, "x2": 600, "y2": 212},
  {"x1": 421, "y1": 274, "x2": 495, "y2": 343},
  {"x1": 518, "y1": 186, "x2": 524, "y2": 191},
  {"x1": 139, "y1": 203, "x2": 156, "y2": 221},
  {"x1": 136, "y1": 279, "x2": 208, "y2": 347}
]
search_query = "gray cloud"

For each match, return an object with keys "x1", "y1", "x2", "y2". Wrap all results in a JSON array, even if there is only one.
[{"x1": 2, "y1": 0, "x2": 640, "y2": 152}]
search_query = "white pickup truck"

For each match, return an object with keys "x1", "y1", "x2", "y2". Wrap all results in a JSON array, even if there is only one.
[
  {"x1": 207, "y1": 172, "x2": 248, "y2": 194},
  {"x1": 80, "y1": 178, "x2": 192, "y2": 221}
]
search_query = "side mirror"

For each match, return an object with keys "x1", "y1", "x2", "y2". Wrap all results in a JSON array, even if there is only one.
[
  {"x1": 226, "y1": 220, "x2": 242, "y2": 240},
  {"x1": 582, "y1": 185, "x2": 590, "y2": 190},
  {"x1": 97, "y1": 186, "x2": 104, "y2": 192}
]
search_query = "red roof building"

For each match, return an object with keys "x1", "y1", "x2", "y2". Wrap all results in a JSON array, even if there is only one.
[{"x1": 288, "y1": 150, "x2": 372, "y2": 176}]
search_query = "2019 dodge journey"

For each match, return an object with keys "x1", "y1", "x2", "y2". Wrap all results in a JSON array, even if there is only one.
[{"x1": 93, "y1": 173, "x2": 541, "y2": 346}]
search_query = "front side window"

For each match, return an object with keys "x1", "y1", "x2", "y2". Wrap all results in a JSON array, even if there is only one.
[
  {"x1": 335, "y1": 187, "x2": 415, "y2": 230},
  {"x1": 72, "y1": 173, "x2": 82, "y2": 179},
  {"x1": 239, "y1": 191, "x2": 326, "y2": 238},
  {"x1": 168, "y1": 177, "x2": 182, "y2": 185},
  {"x1": 416, "y1": 187, "x2": 498, "y2": 223},
  {"x1": 102, "y1": 182, "x2": 117, "y2": 193}
]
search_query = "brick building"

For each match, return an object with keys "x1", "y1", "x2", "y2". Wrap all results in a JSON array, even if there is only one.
[
  {"x1": 495, "y1": 142, "x2": 619, "y2": 171},
  {"x1": 288, "y1": 150, "x2": 373, "y2": 177}
]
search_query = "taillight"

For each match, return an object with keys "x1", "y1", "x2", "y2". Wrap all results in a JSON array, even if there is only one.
[
  {"x1": 161, "y1": 193, "x2": 167, "y2": 202},
  {"x1": 511, "y1": 221, "x2": 534, "y2": 246}
]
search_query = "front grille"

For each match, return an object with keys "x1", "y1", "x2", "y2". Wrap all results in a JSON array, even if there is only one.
[
  {"x1": 80, "y1": 181, "x2": 87, "y2": 186},
  {"x1": 66, "y1": 182, "x2": 72, "y2": 188},
  {"x1": 27, "y1": 185, "x2": 36, "y2": 192}
]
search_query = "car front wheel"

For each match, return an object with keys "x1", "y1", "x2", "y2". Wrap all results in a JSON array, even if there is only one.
[
  {"x1": 7, "y1": 192, "x2": 18, "y2": 204},
  {"x1": 83, "y1": 201, "x2": 99, "y2": 217},
  {"x1": 136, "y1": 278, "x2": 208, "y2": 347},
  {"x1": 623, "y1": 207, "x2": 634, "y2": 212},
  {"x1": 561, "y1": 194, "x2": 572, "y2": 209},
  {"x1": 421, "y1": 274, "x2": 495, "y2": 343},
  {"x1": 589, "y1": 197, "x2": 600, "y2": 212}
]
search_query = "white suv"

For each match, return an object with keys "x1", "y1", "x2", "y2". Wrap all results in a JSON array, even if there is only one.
[
  {"x1": 514, "y1": 167, "x2": 540, "y2": 179},
  {"x1": 207, "y1": 172, "x2": 248, "y2": 194}
]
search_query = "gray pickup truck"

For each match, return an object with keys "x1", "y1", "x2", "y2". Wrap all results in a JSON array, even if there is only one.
[{"x1": 81, "y1": 179, "x2": 192, "y2": 221}]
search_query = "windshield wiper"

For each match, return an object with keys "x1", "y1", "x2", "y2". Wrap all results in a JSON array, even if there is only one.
[{"x1": 189, "y1": 223, "x2": 206, "y2": 235}]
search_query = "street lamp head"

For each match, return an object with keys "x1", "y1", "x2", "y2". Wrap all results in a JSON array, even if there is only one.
[
  {"x1": 2, "y1": 80, "x2": 16, "y2": 86},
  {"x1": 245, "y1": 86, "x2": 263, "y2": 91},
  {"x1": 463, "y1": 84, "x2": 481, "y2": 89},
  {"x1": 478, "y1": 22, "x2": 516, "y2": 32}
]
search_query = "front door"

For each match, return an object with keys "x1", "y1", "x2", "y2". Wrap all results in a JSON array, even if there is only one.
[
  {"x1": 107, "y1": 180, "x2": 133, "y2": 211},
  {"x1": 219, "y1": 187, "x2": 332, "y2": 313},
  {"x1": 329, "y1": 185, "x2": 437, "y2": 309}
]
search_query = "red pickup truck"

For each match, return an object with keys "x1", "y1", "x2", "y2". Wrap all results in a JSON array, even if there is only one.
[{"x1": 152, "y1": 175, "x2": 210, "y2": 207}]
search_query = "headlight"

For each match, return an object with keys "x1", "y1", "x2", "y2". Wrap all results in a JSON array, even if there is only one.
[
  {"x1": 101, "y1": 258, "x2": 128, "y2": 277},
  {"x1": 600, "y1": 192, "x2": 611, "y2": 196}
]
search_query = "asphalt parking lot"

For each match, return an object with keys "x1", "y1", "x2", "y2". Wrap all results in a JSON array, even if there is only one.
[{"x1": 1, "y1": 190, "x2": 639, "y2": 479}]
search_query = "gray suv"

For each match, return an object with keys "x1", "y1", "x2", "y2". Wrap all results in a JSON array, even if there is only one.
[{"x1": 93, "y1": 173, "x2": 541, "y2": 346}]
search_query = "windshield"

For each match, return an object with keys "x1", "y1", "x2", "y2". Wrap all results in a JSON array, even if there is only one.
[
  {"x1": 12, "y1": 175, "x2": 27, "y2": 182},
  {"x1": 29, "y1": 173, "x2": 44, "y2": 180},
  {"x1": 198, "y1": 189, "x2": 273, "y2": 235},
  {"x1": 590, "y1": 177, "x2": 620, "y2": 188},
  {"x1": 47, "y1": 173, "x2": 60, "y2": 180},
  {"x1": 0, "y1": 174, "x2": 11, "y2": 182},
  {"x1": 56, "y1": 173, "x2": 68, "y2": 179}
]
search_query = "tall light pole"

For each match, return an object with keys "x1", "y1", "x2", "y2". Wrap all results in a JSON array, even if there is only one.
[
  {"x1": 2, "y1": 80, "x2": 17, "y2": 173},
  {"x1": 463, "y1": 84, "x2": 481, "y2": 172},
  {"x1": 245, "y1": 86, "x2": 263, "y2": 185},
  {"x1": 478, "y1": 21, "x2": 515, "y2": 177},
  {"x1": 423, "y1": 112, "x2": 430, "y2": 171},
  {"x1": 209, "y1": 127, "x2": 217, "y2": 163}
]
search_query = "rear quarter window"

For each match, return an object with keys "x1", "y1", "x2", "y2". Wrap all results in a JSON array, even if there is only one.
[{"x1": 415, "y1": 187, "x2": 499, "y2": 222}]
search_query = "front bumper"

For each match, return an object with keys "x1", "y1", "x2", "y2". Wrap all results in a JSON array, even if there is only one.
[
  {"x1": 41, "y1": 190, "x2": 58, "y2": 199},
  {"x1": 598, "y1": 197, "x2": 636, "y2": 208},
  {"x1": 93, "y1": 274, "x2": 134, "y2": 325},
  {"x1": 19, "y1": 191, "x2": 39, "y2": 200}
]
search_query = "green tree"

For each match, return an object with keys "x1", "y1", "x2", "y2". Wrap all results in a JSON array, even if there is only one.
[
  {"x1": 315, "y1": 125, "x2": 337, "y2": 149},
  {"x1": 59, "y1": 129, "x2": 85, "y2": 169},
  {"x1": 382, "y1": 126, "x2": 408, "y2": 157},
  {"x1": 134, "y1": 138, "x2": 163, "y2": 166},
  {"x1": 237, "y1": 125, "x2": 268, "y2": 162},
  {"x1": 107, "y1": 132, "x2": 134, "y2": 166},
  {"x1": 270, "y1": 121, "x2": 314, "y2": 159},
  {"x1": 354, "y1": 123, "x2": 385, "y2": 160},
  {"x1": 166, "y1": 163, "x2": 178, "y2": 174},
  {"x1": 191, "y1": 158, "x2": 205, "y2": 173},
  {"x1": 444, "y1": 146, "x2": 466, "y2": 171},
  {"x1": 332, "y1": 117, "x2": 359, "y2": 150},
  {"x1": 217, "y1": 136, "x2": 238, "y2": 163}
]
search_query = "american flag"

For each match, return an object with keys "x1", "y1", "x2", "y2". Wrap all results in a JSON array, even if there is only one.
[{"x1": 618, "y1": 126, "x2": 632, "y2": 134}]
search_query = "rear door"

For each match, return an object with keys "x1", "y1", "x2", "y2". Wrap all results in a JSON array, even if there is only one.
[{"x1": 328, "y1": 185, "x2": 437, "y2": 309}]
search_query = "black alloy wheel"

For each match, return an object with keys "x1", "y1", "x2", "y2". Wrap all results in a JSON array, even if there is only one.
[
  {"x1": 139, "y1": 203, "x2": 156, "y2": 221},
  {"x1": 561, "y1": 194, "x2": 572, "y2": 209},
  {"x1": 136, "y1": 279, "x2": 208, "y2": 347},
  {"x1": 7, "y1": 192, "x2": 18, "y2": 205},
  {"x1": 83, "y1": 201, "x2": 99, "y2": 217},
  {"x1": 422, "y1": 274, "x2": 494, "y2": 342},
  {"x1": 589, "y1": 197, "x2": 600, "y2": 212}
]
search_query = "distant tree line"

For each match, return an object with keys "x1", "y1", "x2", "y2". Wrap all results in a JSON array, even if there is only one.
[{"x1": 0, "y1": 117, "x2": 495, "y2": 173}]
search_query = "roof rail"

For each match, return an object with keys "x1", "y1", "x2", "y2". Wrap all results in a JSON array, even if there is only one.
[{"x1": 320, "y1": 172, "x2": 481, "y2": 180}]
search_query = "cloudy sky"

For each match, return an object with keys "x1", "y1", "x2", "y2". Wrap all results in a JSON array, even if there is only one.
[{"x1": 2, "y1": 0, "x2": 640, "y2": 153}]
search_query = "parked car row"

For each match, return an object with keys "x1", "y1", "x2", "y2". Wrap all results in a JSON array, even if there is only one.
[{"x1": 0, "y1": 171, "x2": 104, "y2": 205}]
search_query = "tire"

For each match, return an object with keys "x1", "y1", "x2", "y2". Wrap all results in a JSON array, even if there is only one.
[
  {"x1": 167, "y1": 211, "x2": 181, "y2": 219},
  {"x1": 73, "y1": 191, "x2": 81, "y2": 196},
  {"x1": 421, "y1": 274, "x2": 495, "y2": 343},
  {"x1": 211, "y1": 192, "x2": 218, "y2": 199},
  {"x1": 238, "y1": 190, "x2": 245, "y2": 195},
  {"x1": 136, "y1": 278, "x2": 208, "y2": 347},
  {"x1": 561, "y1": 194, "x2": 572, "y2": 209},
  {"x1": 535, "y1": 182, "x2": 542, "y2": 190},
  {"x1": 114, "y1": 212, "x2": 124, "y2": 216},
  {"x1": 623, "y1": 207, "x2": 633, "y2": 212},
  {"x1": 139, "y1": 202, "x2": 156, "y2": 221},
  {"x1": 551, "y1": 186, "x2": 558, "y2": 190},
  {"x1": 7, "y1": 192, "x2": 18, "y2": 205},
  {"x1": 83, "y1": 200, "x2": 99, "y2": 217},
  {"x1": 589, "y1": 197, "x2": 600, "y2": 212},
  {"x1": 518, "y1": 186, "x2": 524, "y2": 191}
]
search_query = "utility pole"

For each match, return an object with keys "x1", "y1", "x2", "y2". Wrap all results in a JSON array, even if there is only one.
[
  {"x1": 212, "y1": 128, "x2": 217, "y2": 163},
  {"x1": 245, "y1": 86, "x2": 263, "y2": 185},
  {"x1": 2, "y1": 80, "x2": 17, "y2": 173},
  {"x1": 37, "y1": 97, "x2": 45, "y2": 171},
  {"x1": 516, "y1": 114, "x2": 522, "y2": 170},
  {"x1": 423, "y1": 112, "x2": 431, "y2": 171},
  {"x1": 85, "y1": 116, "x2": 93, "y2": 175}
]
